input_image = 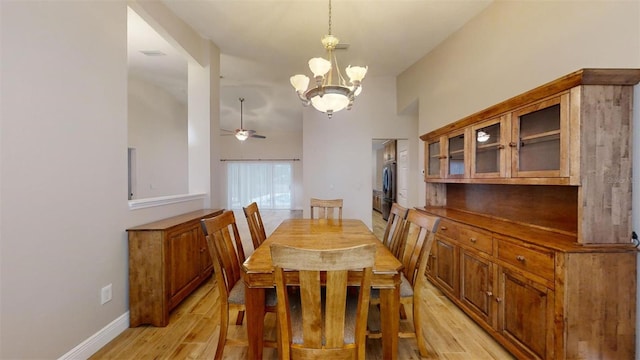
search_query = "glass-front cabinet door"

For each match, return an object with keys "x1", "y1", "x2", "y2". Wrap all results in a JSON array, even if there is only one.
[
  {"x1": 511, "y1": 94, "x2": 569, "y2": 178},
  {"x1": 471, "y1": 116, "x2": 509, "y2": 178},
  {"x1": 447, "y1": 130, "x2": 467, "y2": 178},
  {"x1": 426, "y1": 137, "x2": 445, "y2": 179}
]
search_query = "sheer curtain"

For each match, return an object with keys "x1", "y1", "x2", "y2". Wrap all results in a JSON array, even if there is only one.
[{"x1": 227, "y1": 161, "x2": 293, "y2": 209}]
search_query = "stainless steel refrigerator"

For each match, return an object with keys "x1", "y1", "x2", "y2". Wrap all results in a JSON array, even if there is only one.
[{"x1": 381, "y1": 161, "x2": 396, "y2": 221}]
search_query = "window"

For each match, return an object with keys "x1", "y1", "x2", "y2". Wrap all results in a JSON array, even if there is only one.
[{"x1": 227, "y1": 161, "x2": 293, "y2": 209}]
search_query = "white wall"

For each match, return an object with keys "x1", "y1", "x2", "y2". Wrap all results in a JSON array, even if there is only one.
[
  {"x1": 397, "y1": 0, "x2": 640, "y2": 355},
  {"x1": 128, "y1": 76, "x2": 188, "y2": 199},
  {"x1": 1, "y1": 2, "x2": 129, "y2": 358},
  {"x1": 303, "y1": 76, "x2": 418, "y2": 228},
  {"x1": 0, "y1": 2, "x2": 218, "y2": 358}
]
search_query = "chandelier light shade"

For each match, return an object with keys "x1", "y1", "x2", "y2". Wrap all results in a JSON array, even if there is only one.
[{"x1": 290, "y1": 0, "x2": 367, "y2": 118}]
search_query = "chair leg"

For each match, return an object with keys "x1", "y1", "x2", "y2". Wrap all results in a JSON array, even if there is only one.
[
  {"x1": 276, "y1": 313, "x2": 283, "y2": 359},
  {"x1": 412, "y1": 298, "x2": 428, "y2": 358},
  {"x1": 215, "y1": 304, "x2": 229, "y2": 360}
]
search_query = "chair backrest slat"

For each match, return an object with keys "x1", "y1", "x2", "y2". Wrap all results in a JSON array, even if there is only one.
[
  {"x1": 243, "y1": 202, "x2": 267, "y2": 249},
  {"x1": 382, "y1": 203, "x2": 408, "y2": 258},
  {"x1": 401, "y1": 209, "x2": 440, "y2": 287},
  {"x1": 310, "y1": 198, "x2": 343, "y2": 220},
  {"x1": 201, "y1": 211, "x2": 247, "y2": 297},
  {"x1": 299, "y1": 270, "x2": 323, "y2": 348},
  {"x1": 325, "y1": 270, "x2": 348, "y2": 348},
  {"x1": 271, "y1": 243, "x2": 375, "y2": 360}
]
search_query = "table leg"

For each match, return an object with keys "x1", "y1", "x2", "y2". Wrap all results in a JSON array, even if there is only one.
[
  {"x1": 380, "y1": 285, "x2": 399, "y2": 360},
  {"x1": 245, "y1": 286, "x2": 265, "y2": 359}
]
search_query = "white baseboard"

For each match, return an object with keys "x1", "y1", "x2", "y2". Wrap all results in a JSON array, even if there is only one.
[{"x1": 58, "y1": 312, "x2": 129, "y2": 360}]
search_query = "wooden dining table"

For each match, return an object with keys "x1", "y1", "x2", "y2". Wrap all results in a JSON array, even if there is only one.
[{"x1": 241, "y1": 218, "x2": 403, "y2": 359}]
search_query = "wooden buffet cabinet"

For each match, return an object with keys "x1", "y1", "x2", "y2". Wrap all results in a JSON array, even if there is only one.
[
  {"x1": 419, "y1": 69, "x2": 640, "y2": 359},
  {"x1": 127, "y1": 209, "x2": 223, "y2": 327}
]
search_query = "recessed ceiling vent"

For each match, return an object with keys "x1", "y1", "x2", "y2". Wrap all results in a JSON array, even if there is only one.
[{"x1": 140, "y1": 50, "x2": 166, "y2": 56}]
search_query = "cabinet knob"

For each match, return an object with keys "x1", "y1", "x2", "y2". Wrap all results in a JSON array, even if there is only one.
[
  {"x1": 440, "y1": 226, "x2": 448, "y2": 231},
  {"x1": 495, "y1": 297, "x2": 502, "y2": 303},
  {"x1": 508, "y1": 142, "x2": 517, "y2": 148},
  {"x1": 439, "y1": 155, "x2": 447, "y2": 159},
  {"x1": 469, "y1": 238, "x2": 477, "y2": 243},
  {"x1": 486, "y1": 291, "x2": 493, "y2": 297},
  {"x1": 516, "y1": 255, "x2": 525, "y2": 262},
  {"x1": 498, "y1": 144, "x2": 505, "y2": 149}
]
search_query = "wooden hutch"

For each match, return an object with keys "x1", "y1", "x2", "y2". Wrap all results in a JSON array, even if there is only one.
[{"x1": 419, "y1": 69, "x2": 640, "y2": 359}]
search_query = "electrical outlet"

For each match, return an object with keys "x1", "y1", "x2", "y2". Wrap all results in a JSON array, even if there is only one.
[{"x1": 101, "y1": 284, "x2": 113, "y2": 305}]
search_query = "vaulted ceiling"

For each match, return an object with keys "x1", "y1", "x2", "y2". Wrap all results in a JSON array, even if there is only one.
[{"x1": 128, "y1": 0, "x2": 492, "y2": 133}]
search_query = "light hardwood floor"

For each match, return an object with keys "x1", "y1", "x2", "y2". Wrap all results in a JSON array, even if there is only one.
[{"x1": 90, "y1": 209, "x2": 513, "y2": 360}]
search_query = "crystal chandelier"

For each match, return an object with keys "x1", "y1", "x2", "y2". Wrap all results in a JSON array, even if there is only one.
[{"x1": 290, "y1": 0, "x2": 367, "y2": 119}]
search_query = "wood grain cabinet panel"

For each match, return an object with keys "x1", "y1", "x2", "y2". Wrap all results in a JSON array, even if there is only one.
[
  {"x1": 497, "y1": 236, "x2": 555, "y2": 283},
  {"x1": 458, "y1": 225, "x2": 493, "y2": 255},
  {"x1": 419, "y1": 69, "x2": 640, "y2": 359},
  {"x1": 420, "y1": 209, "x2": 637, "y2": 360},
  {"x1": 128, "y1": 209, "x2": 223, "y2": 327},
  {"x1": 498, "y1": 267, "x2": 554, "y2": 360},
  {"x1": 436, "y1": 219, "x2": 459, "y2": 240},
  {"x1": 432, "y1": 235, "x2": 459, "y2": 298},
  {"x1": 167, "y1": 226, "x2": 202, "y2": 309},
  {"x1": 383, "y1": 140, "x2": 397, "y2": 162},
  {"x1": 460, "y1": 249, "x2": 494, "y2": 326}
]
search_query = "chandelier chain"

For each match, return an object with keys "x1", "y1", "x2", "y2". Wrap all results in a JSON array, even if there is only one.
[{"x1": 328, "y1": 0, "x2": 332, "y2": 35}]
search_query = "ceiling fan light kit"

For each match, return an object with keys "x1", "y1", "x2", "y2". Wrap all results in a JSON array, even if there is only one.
[
  {"x1": 235, "y1": 130, "x2": 249, "y2": 141},
  {"x1": 228, "y1": 97, "x2": 266, "y2": 142},
  {"x1": 290, "y1": 0, "x2": 367, "y2": 119}
]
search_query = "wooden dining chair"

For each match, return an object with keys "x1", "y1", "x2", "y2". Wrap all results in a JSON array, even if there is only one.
[
  {"x1": 270, "y1": 243, "x2": 376, "y2": 360},
  {"x1": 201, "y1": 210, "x2": 277, "y2": 360},
  {"x1": 368, "y1": 209, "x2": 440, "y2": 358},
  {"x1": 310, "y1": 198, "x2": 343, "y2": 220},
  {"x1": 381, "y1": 203, "x2": 408, "y2": 259},
  {"x1": 243, "y1": 202, "x2": 267, "y2": 249}
]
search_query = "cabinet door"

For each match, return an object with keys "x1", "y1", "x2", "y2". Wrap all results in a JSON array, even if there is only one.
[
  {"x1": 199, "y1": 228, "x2": 213, "y2": 275},
  {"x1": 432, "y1": 235, "x2": 459, "y2": 297},
  {"x1": 426, "y1": 137, "x2": 445, "y2": 179},
  {"x1": 385, "y1": 140, "x2": 396, "y2": 162},
  {"x1": 446, "y1": 130, "x2": 468, "y2": 178},
  {"x1": 497, "y1": 267, "x2": 554, "y2": 360},
  {"x1": 511, "y1": 94, "x2": 569, "y2": 178},
  {"x1": 460, "y1": 250, "x2": 494, "y2": 326},
  {"x1": 167, "y1": 225, "x2": 202, "y2": 308},
  {"x1": 471, "y1": 116, "x2": 510, "y2": 178},
  {"x1": 425, "y1": 240, "x2": 436, "y2": 277}
]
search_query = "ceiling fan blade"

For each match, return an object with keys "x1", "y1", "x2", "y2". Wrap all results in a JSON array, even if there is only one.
[{"x1": 250, "y1": 134, "x2": 266, "y2": 139}]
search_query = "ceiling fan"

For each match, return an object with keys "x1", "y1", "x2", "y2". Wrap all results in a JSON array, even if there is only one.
[{"x1": 222, "y1": 97, "x2": 266, "y2": 141}]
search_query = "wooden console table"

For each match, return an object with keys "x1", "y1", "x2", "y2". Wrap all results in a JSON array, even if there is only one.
[{"x1": 127, "y1": 208, "x2": 223, "y2": 327}]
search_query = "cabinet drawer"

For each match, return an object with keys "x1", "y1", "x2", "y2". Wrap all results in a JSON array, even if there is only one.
[
  {"x1": 458, "y1": 226, "x2": 493, "y2": 255},
  {"x1": 497, "y1": 240, "x2": 554, "y2": 281},
  {"x1": 437, "y1": 219, "x2": 459, "y2": 240}
]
